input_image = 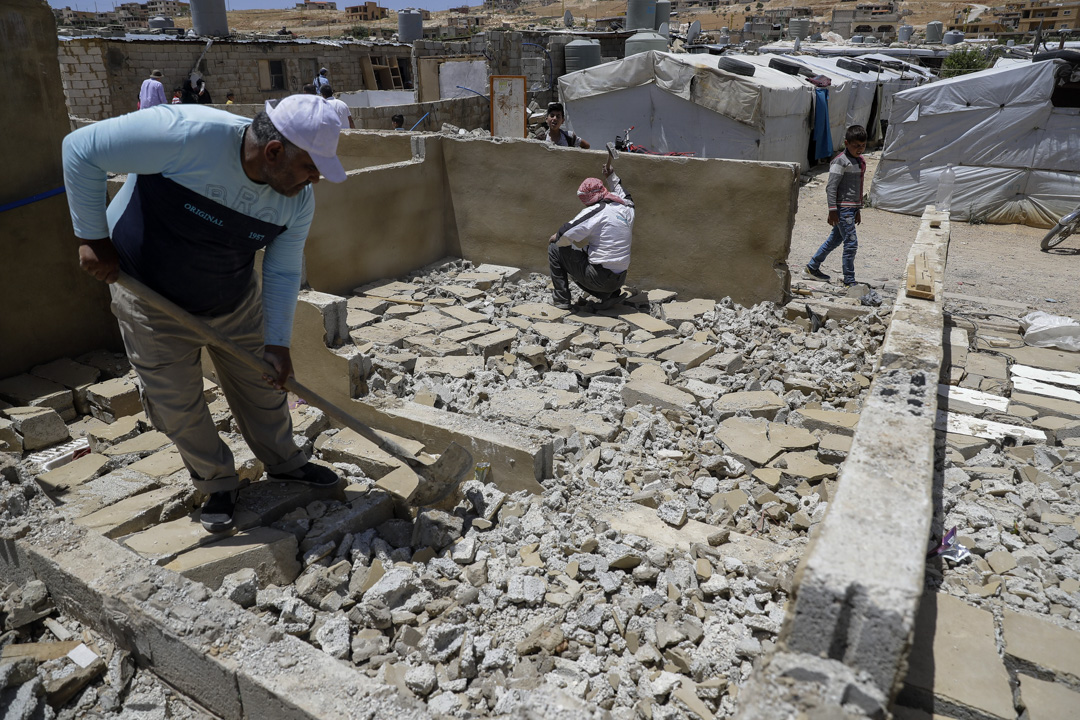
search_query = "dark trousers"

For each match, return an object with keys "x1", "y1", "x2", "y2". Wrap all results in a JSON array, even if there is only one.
[{"x1": 548, "y1": 243, "x2": 627, "y2": 305}]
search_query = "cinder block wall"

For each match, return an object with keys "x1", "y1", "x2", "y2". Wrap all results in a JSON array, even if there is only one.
[
  {"x1": 2, "y1": 0, "x2": 121, "y2": 378},
  {"x1": 304, "y1": 135, "x2": 798, "y2": 307}
]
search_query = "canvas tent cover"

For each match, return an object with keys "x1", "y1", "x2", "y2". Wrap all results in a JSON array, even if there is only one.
[
  {"x1": 870, "y1": 59, "x2": 1080, "y2": 227},
  {"x1": 559, "y1": 51, "x2": 813, "y2": 167}
]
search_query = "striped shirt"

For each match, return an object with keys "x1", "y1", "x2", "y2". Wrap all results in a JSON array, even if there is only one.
[{"x1": 826, "y1": 149, "x2": 865, "y2": 211}]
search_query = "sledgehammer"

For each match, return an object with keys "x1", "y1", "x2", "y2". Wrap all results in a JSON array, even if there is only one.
[
  {"x1": 605, "y1": 141, "x2": 619, "y2": 171},
  {"x1": 114, "y1": 271, "x2": 474, "y2": 506}
]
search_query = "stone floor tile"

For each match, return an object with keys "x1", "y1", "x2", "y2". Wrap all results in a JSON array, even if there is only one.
[{"x1": 1003, "y1": 608, "x2": 1080, "y2": 682}]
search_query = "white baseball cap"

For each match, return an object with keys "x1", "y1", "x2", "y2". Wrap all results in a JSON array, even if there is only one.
[{"x1": 264, "y1": 94, "x2": 346, "y2": 183}]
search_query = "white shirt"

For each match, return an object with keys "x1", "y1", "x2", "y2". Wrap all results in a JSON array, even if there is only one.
[
  {"x1": 556, "y1": 174, "x2": 635, "y2": 273},
  {"x1": 326, "y1": 97, "x2": 352, "y2": 129}
]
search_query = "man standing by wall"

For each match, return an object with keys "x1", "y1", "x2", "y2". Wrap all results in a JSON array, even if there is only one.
[
  {"x1": 62, "y1": 95, "x2": 346, "y2": 533},
  {"x1": 139, "y1": 69, "x2": 166, "y2": 110},
  {"x1": 319, "y1": 85, "x2": 354, "y2": 129},
  {"x1": 313, "y1": 67, "x2": 331, "y2": 91}
]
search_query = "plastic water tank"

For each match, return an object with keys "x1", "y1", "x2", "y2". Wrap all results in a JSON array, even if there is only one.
[
  {"x1": 626, "y1": 0, "x2": 656, "y2": 32},
  {"x1": 789, "y1": 18, "x2": 810, "y2": 40},
  {"x1": 625, "y1": 30, "x2": 667, "y2": 56},
  {"x1": 190, "y1": 0, "x2": 228, "y2": 37},
  {"x1": 944, "y1": 30, "x2": 964, "y2": 45},
  {"x1": 850, "y1": 35, "x2": 864, "y2": 44},
  {"x1": 743, "y1": 22, "x2": 753, "y2": 34},
  {"x1": 565, "y1": 39, "x2": 602, "y2": 75},
  {"x1": 148, "y1": 15, "x2": 172, "y2": 29},
  {"x1": 654, "y1": 0, "x2": 671, "y2": 31},
  {"x1": 926, "y1": 21, "x2": 944, "y2": 44},
  {"x1": 898, "y1": 24, "x2": 914, "y2": 43},
  {"x1": 717, "y1": 34, "x2": 731, "y2": 45},
  {"x1": 397, "y1": 9, "x2": 423, "y2": 44}
]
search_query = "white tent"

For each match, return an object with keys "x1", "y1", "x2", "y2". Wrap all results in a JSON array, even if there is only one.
[
  {"x1": 870, "y1": 59, "x2": 1080, "y2": 227},
  {"x1": 558, "y1": 51, "x2": 814, "y2": 169}
]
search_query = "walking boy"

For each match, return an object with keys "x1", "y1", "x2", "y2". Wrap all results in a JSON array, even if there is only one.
[{"x1": 805, "y1": 125, "x2": 867, "y2": 287}]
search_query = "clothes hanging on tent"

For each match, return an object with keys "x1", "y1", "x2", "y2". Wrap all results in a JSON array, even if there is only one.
[{"x1": 813, "y1": 88, "x2": 833, "y2": 161}]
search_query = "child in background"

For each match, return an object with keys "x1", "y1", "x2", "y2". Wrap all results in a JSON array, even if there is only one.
[{"x1": 805, "y1": 125, "x2": 867, "y2": 287}]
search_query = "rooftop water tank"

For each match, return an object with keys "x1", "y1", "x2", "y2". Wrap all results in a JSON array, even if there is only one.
[
  {"x1": 626, "y1": 0, "x2": 656, "y2": 32},
  {"x1": 148, "y1": 15, "x2": 172, "y2": 29},
  {"x1": 625, "y1": 30, "x2": 667, "y2": 56},
  {"x1": 926, "y1": 21, "x2": 944, "y2": 44},
  {"x1": 717, "y1": 34, "x2": 731, "y2": 45},
  {"x1": 565, "y1": 39, "x2": 602, "y2": 75},
  {"x1": 898, "y1": 24, "x2": 914, "y2": 43},
  {"x1": 944, "y1": 30, "x2": 964, "y2": 45},
  {"x1": 850, "y1": 35, "x2": 864, "y2": 44},
  {"x1": 789, "y1": 18, "x2": 810, "y2": 40},
  {"x1": 654, "y1": 0, "x2": 671, "y2": 32},
  {"x1": 743, "y1": 21, "x2": 752, "y2": 34},
  {"x1": 398, "y1": 9, "x2": 423, "y2": 44},
  {"x1": 190, "y1": 0, "x2": 228, "y2": 37}
]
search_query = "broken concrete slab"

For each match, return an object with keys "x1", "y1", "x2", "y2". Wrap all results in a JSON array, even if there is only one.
[
  {"x1": 85, "y1": 377, "x2": 141, "y2": 423},
  {"x1": 790, "y1": 408, "x2": 861, "y2": 436},
  {"x1": 467, "y1": 328, "x2": 518, "y2": 358},
  {"x1": 101, "y1": 431, "x2": 172, "y2": 460},
  {"x1": 30, "y1": 358, "x2": 101, "y2": 416},
  {"x1": 441, "y1": 322, "x2": 498, "y2": 344},
  {"x1": 127, "y1": 449, "x2": 186, "y2": 480},
  {"x1": 716, "y1": 418, "x2": 783, "y2": 467},
  {"x1": 350, "y1": 319, "x2": 430, "y2": 349},
  {"x1": 623, "y1": 337, "x2": 683, "y2": 358},
  {"x1": 37, "y1": 453, "x2": 110, "y2": 494},
  {"x1": 85, "y1": 416, "x2": 140, "y2": 453},
  {"x1": 532, "y1": 322, "x2": 579, "y2": 352},
  {"x1": 413, "y1": 356, "x2": 484, "y2": 379},
  {"x1": 164, "y1": 526, "x2": 301, "y2": 590},
  {"x1": 315, "y1": 428, "x2": 422, "y2": 479},
  {"x1": 74, "y1": 484, "x2": 192, "y2": 539},
  {"x1": 402, "y1": 335, "x2": 467, "y2": 357},
  {"x1": 472, "y1": 263, "x2": 522, "y2": 282},
  {"x1": 712, "y1": 391, "x2": 786, "y2": 421},
  {"x1": 768, "y1": 424, "x2": 817, "y2": 450},
  {"x1": 439, "y1": 305, "x2": 488, "y2": 325},
  {"x1": 0, "y1": 418, "x2": 21, "y2": 453},
  {"x1": 510, "y1": 303, "x2": 568, "y2": 321},
  {"x1": 661, "y1": 299, "x2": 715, "y2": 323},
  {"x1": 1002, "y1": 609, "x2": 1080, "y2": 684},
  {"x1": 407, "y1": 310, "x2": 463, "y2": 333},
  {"x1": 234, "y1": 480, "x2": 346, "y2": 532},
  {"x1": 899, "y1": 593, "x2": 1014, "y2": 720},
  {"x1": 346, "y1": 295, "x2": 390, "y2": 314},
  {"x1": 56, "y1": 468, "x2": 161, "y2": 520},
  {"x1": 1017, "y1": 675, "x2": 1080, "y2": 720},
  {"x1": 345, "y1": 308, "x2": 379, "y2": 330},
  {"x1": 486, "y1": 389, "x2": 548, "y2": 425},
  {"x1": 622, "y1": 380, "x2": 695, "y2": 413},
  {"x1": 121, "y1": 512, "x2": 231, "y2": 565},
  {"x1": 453, "y1": 271, "x2": 503, "y2": 290},
  {"x1": 0, "y1": 374, "x2": 76, "y2": 422},
  {"x1": 616, "y1": 312, "x2": 676, "y2": 336},
  {"x1": 535, "y1": 409, "x2": 618, "y2": 441},
  {"x1": 299, "y1": 490, "x2": 395, "y2": 553},
  {"x1": 1010, "y1": 391, "x2": 1080, "y2": 421},
  {"x1": 658, "y1": 342, "x2": 716, "y2": 372},
  {"x1": 3, "y1": 406, "x2": 70, "y2": 451},
  {"x1": 771, "y1": 452, "x2": 837, "y2": 481}
]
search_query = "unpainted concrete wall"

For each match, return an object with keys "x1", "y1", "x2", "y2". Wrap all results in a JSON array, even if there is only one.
[
  {"x1": 441, "y1": 138, "x2": 798, "y2": 305},
  {"x1": 1, "y1": 0, "x2": 120, "y2": 379}
]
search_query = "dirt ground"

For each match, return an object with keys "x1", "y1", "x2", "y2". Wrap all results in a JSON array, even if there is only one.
[{"x1": 788, "y1": 152, "x2": 1080, "y2": 319}]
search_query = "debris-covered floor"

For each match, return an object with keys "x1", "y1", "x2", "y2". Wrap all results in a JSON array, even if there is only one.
[{"x1": 2, "y1": 261, "x2": 895, "y2": 718}]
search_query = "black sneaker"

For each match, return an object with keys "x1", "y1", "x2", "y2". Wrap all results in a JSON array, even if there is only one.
[
  {"x1": 268, "y1": 461, "x2": 340, "y2": 487},
  {"x1": 201, "y1": 490, "x2": 238, "y2": 533},
  {"x1": 805, "y1": 264, "x2": 830, "y2": 281},
  {"x1": 552, "y1": 300, "x2": 572, "y2": 311},
  {"x1": 843, "y1": 280, "x2": 862, "y2": 288}
]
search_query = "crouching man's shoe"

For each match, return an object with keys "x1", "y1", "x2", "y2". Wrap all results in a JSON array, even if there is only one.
[
  {"x1": 201, "y1": 489, "x2": 239, "y2": 533},
  {"x1": 268, "y1": 461, "x2": 340, "y2": 487}
]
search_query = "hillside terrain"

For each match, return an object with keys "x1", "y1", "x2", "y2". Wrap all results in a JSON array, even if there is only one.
[{"x1": 175, "y1": 1, "x2": 971, "y2": 39}]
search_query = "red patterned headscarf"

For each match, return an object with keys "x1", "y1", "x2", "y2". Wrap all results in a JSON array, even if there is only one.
[{"x1": 577, "y1": 178, "x2": 626, "y2": 206}]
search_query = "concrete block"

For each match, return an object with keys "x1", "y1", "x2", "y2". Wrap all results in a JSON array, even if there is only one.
[
  {"x1": 467, "y1": 328, "x2": 518, "y2": 358},
  {"x1": 347, "y1": 295, "x2": 390, "y2": 314},
  {"x1": 703, "y1": 351, "x2": 745, "y2": 373},
  {"x1": 30, "y1": 358, "x2": 101, "y2": 415},
  {"x1": 345, "y1": 308, "x2": 379, "y2": 330},
  {"x1": 898, "y1": 593, "x2": 1014, "y2": 720},
  {"x1": 658, "y1": 341, "x2": 716, "y2": 372},
  {"x1": 122, "y1": 512, "x2": 234, "y2": 565},
  {"x1": 413, "y1": 355, "x2": 484, "y2": 379},
  {"x1": 300, "y1": 489, "x2": 395, "y2": 552},
  {"x1": 165, "y1": 527, "x2": 301, "y2": 590},
  {"x1": 716, "y1": 417, "x2": 782, "y2": 466},
  {"x1": 532, "y1": 322, "x2": 579, "y2": 352},
  {"x1": 712, "y1": 391, "x2": 786, "y2": 421},
  {"x1": 0, "y1": 374, "x2": 76, "y2": 421},
  {"x1": 360, "y1": 399, "x2": 550, "y2": 495},
  {"x1": 617, "y1": 312, "x2": 676, "y2": 336},
  {"x1": 234, "y1": 478, "x2": 347, "y2": 532},
  {"x1": 350, "y1": 319, "x2": 429, "y2": 348},
  {"x1": 535, "y1": 409, "x2": 617, "y2": 441},
  {"x1": 439, "y1": 305, "x2": 487, "y2": 325},
  {"x1": 402, "y1": 334, "x2": 467, "y2": 357},
  {"x1": 86, "y1": 377, "x2": 142, "y2": 423},
  {"x1": 1010, "y1": 391, "x2": 1080, "y2": 421},
  {"x1": 127, "y1": 449, "x2": 186, "y2": 479},
  {"x1": 75, "y1": 485, "x2": 193, "y2": 539},
  {"x1": 3, "y1": 406, "x2": 70, "y2": 451},
  {"x1": 298, "y1": 290, "x2": 348, "y2": 347},
  {"x1": 622, "y1": 380, "x2": 695, "y2": 413},
  {"x1": 408, "y1": 310, "x2": 463, "y2": 333},
  {"x1": 85, "y1": 415, "x2": 141, "y2": 453},
  {"x1": 441, "y1": 322, "x2": 498, "y2": 343},
  {"x1": 790, "y1": 408, "x2": 861, "y2": 436},
  {"x1": 0, "y1": 418, "x2": 22, "y2": 453},
  {"x1": 37, "y1": 453, "x2": 110, "y2": 494},
  {"x1": 1003, "y1": 609, "x2": 1080, "y2": 683},
  {"x1": 660, "y1": 299, "x2": 714, "y2": 323},
  {"x1": 315, "y1": 427, "x2": 422, "y2": 479}
]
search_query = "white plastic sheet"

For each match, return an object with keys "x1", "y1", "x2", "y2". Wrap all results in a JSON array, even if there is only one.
[
  {"x1": 1021, "y1": 311, "x2": 1080, "y2": 353},
  {"x1": 870, "y1": 60, "x2": 1080, "y2": 227}
]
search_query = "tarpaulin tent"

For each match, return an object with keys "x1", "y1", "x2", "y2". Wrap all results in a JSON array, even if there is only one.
[
  {"x1": 870, "y1": 59, "x2": 1080, "y2": 227},
  {"x1": 558, "y1": 51, "x2": 814, "y2": 169}
]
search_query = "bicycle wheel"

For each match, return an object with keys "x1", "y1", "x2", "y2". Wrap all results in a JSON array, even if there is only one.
[{"x1": 1041, "y1": 220, "x2": 1077, "y2": 251}]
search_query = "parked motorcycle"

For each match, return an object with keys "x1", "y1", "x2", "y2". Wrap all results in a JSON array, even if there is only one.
[
  {"x1": 614, "y1": 126, "x2": 695, "y2": 157},
  {"x1": 1040, "y1": 205, "x2": 1080, "y2": 251}
]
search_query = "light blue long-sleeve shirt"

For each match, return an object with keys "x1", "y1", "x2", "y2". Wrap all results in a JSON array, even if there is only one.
[
  {"x1": 62, "y1": 104, "x2": 315, "y2": 347},
  {"x1": 139, "y1": 78, "x2": 166, "y2": 109}
]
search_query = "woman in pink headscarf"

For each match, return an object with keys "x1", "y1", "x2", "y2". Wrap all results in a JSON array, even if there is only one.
[{"x1": 548, "y1": 161, "x2": 635, "y2": 312}]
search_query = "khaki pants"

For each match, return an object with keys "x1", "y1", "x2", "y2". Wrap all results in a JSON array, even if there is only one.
[{"x1": 109, "y1": 278, "x2": 307, "y2": 494}]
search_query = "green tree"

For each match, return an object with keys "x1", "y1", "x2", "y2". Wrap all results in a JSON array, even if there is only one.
[{"x1": 940, "y1": 46, "x2": 989, "y2": 78}]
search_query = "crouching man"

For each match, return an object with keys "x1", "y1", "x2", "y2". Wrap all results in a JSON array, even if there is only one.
[{"x1": 548, "y1": 162, "x2": 635, "y2": 312}]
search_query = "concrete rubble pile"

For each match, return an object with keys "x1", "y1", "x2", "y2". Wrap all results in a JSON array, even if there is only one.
[
  {"x1": 0, "y1": 260, "x2": 894, "y2": 718},
  {"x1": 0, "y1": 578, "x2": 211, "y2": 719}
]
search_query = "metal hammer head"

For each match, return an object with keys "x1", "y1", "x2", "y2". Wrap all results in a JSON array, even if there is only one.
[{"x1": 606, "y1": 141, "x2": 619, "y2": 161}]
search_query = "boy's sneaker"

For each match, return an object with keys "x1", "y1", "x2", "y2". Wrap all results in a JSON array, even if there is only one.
[
  {"x1": 200, "y1": 490, "x2": 238, "y2": 533},
  {"x1": 804, "y1": 265, "x2": 830, "y2": 281},
  {"x1": 843, "y1": 280, "x2": 863, "y2": 288},
  {"x1": 268, "y1": 461, "x2": 340, "y2": 487}
]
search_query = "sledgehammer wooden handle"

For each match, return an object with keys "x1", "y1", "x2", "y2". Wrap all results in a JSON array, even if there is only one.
[{"x1": 114, "y1": 271, "x2": 424, "y2": 465}]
